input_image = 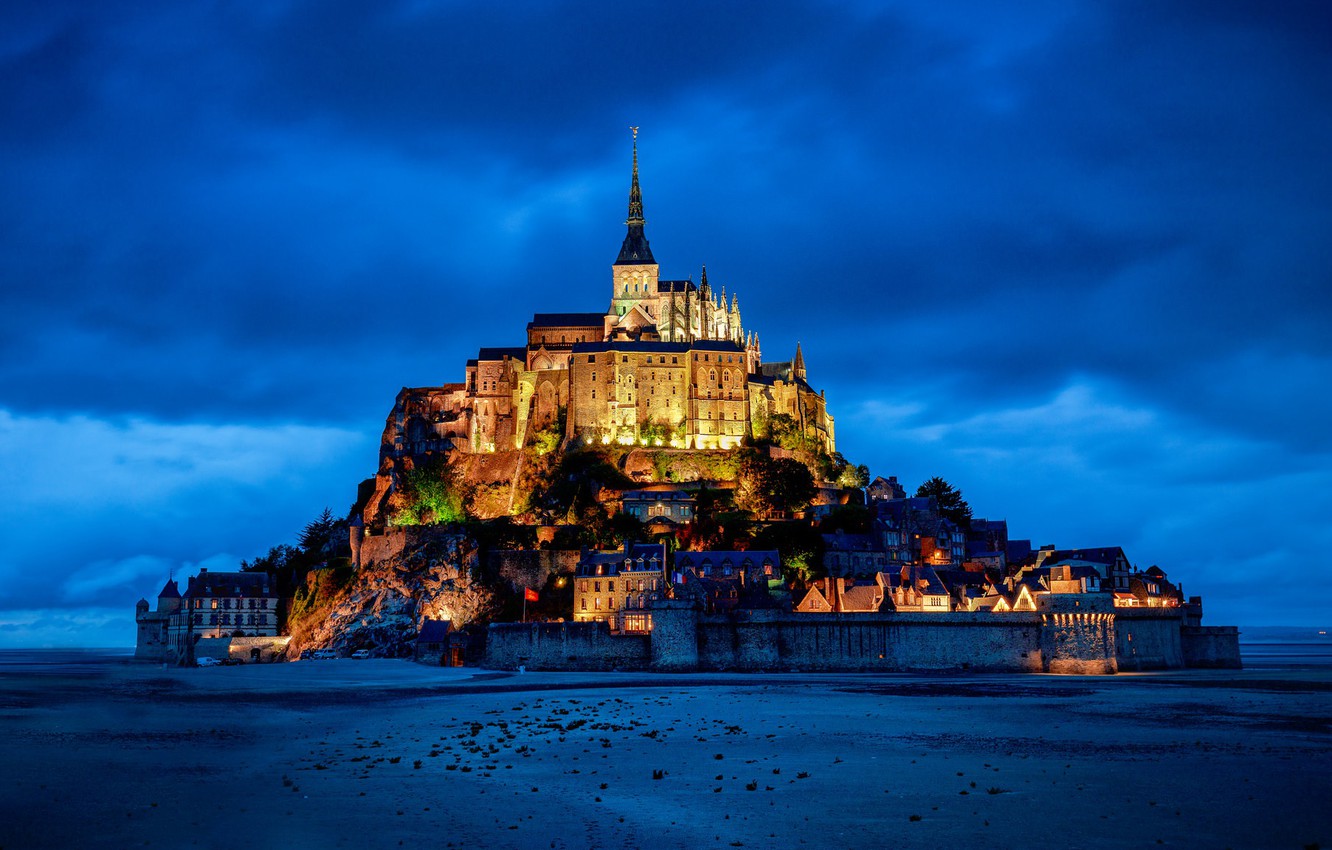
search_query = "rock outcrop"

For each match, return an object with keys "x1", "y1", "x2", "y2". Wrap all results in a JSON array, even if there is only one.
[{"x1": 287, "y1": 527, "x2": 481, "y2": 658}]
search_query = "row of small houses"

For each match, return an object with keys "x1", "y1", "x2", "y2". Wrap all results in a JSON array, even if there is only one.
[
  {"x1": 798, "y1": 561, "x2": 1183, "y2": 615},
  {"x1": 561, "y1": 536, "x2": 1183, "y2": 636}
]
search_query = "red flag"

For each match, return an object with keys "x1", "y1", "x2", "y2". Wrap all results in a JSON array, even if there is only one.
[{"x1": 524, "y1": 587, "x2": 539, "y2": 602}]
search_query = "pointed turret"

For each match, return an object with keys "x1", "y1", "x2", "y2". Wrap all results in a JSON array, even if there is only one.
[
  {"x1": 793, "y1": 342, "x2": 807, "y2": 382},
  {"x1": 615, "y1": 128, "x2": 655, "y2": 266}
]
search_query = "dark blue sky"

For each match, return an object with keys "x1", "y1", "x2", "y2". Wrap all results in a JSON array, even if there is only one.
[{"x1": 3, "y1": 1, "x2": 1329, "y2": 645}]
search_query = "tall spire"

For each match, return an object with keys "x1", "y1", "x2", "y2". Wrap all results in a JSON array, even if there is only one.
[
  {"x1": 615, "y1": 127, "x2": 656, "y2": 265},
  {"x1": 627, "y1": 127, "x2": 644, "y2": 225},
  {"x1": 793, "y1": 342, "x2": 807, "y2": 382}
]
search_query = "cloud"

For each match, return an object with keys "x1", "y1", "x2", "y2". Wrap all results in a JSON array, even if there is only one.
[
  {"x1": 1, "y1": 409, "x2": 369, "y2": 611},
  {"x1": 0, "y1": 1, "x2": 1330, "y2": 635},
  {"x1": 0, "y1": 607, "x2": 130, "y2": 649}
]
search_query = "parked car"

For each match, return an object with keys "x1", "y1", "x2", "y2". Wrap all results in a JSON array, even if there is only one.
[
  {"x1": 195, "y1": 656, "x2": 222, "y2": 667},
  {"x1": 299, "y1": 649, "x2": 313, "y2": 661},
  {"x1": 351, "y1": 649, "x2": 372, "y2": 659},
  {"x1": 312, "y1": 649, "x2": 338, "y2": 660}
]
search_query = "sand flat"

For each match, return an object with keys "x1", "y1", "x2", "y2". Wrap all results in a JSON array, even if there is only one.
[{"x1": 2, "y1": 661, "x2": 1329, "y2": 849}]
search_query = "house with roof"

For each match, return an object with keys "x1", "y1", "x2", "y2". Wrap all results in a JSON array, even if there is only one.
[
  {"x1": 821, "y1": 532, "x2": 890, "y2": 576},
  {"x1": 1009, "y1": 545, "x2": 1133, "y2": 594},
  {"x1": 414, "y1": 618, "x2": 455, "y2": 666},
  {"x1": 795, "y1": 577, "x2": 885, "y2": 613},
  {"x1": 866, "y1": 475, "x2": 907, "y2": 502},
  {"x1": 673, "y1": 550, "x2": 779, "y2": 585},
  {"x1": 878, "y1": 565, "x2": 952, "y2": 612},
  {"x1": 134, "y1": 568, "x2": 280, "y2": 664},
  {"x1": 572, "y1": 541, "x2": 667, "y2": 631},
  {"x1": 672, "y1": 549, "x2": 781, "y2": 614},
  {"x1": 621, "y1": 486, "x2": 696, "y2": 530},
  {"x1": 1127, "y1": 566, "x2": 1184, "y2": 608}
]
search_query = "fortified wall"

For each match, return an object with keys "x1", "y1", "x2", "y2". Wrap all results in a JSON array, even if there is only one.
[{"x1": 486, "y1": 597, "x2": 1241, "y2": 674}]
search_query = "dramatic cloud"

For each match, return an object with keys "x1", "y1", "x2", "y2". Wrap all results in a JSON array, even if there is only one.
[{"x1": 2, "y1": 1, "x2": 1329, "y2": 642}]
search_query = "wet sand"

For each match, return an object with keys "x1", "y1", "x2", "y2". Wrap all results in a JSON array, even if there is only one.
[{"x1": 2, "y1": 660, "x2": 1330, "y2": 849}]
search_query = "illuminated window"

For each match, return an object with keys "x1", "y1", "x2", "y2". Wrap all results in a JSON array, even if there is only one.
[
  {"x1": 211, "y1": 599, "x2": 218, "y2": 610},
  {"x1": 595, "y1": 598, "x2": 602, "y2": 610}
]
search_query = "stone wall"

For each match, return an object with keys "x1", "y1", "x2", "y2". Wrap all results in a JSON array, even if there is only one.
[
  {"x1": 697, "y1": 612, "x2": 1044, "y2": 672},
  {"x1": 486, "y1": 621, "x2": 650, "y2": 671},
  {"x1": 1039, "y1": 595, "x2": 1118, "y2": 675},
  {"x1": 1180, "y1": 625, "x2": 1242, "y2": 669},
  {"x1": 1113, "y1": 608, "x2": 1185, "y2": 671},
  {"x1": 483, "y1": 607, "x2": 1207, "y2": 674}
]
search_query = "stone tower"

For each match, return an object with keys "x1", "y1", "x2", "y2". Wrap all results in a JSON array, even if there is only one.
[{"x1": 609, "y1": 128, "x2": 659, "y2": 319}]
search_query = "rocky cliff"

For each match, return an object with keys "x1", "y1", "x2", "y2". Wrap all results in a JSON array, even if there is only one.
[{"x1": 285, "y1": 527, "x2": 481, "y2": 658}]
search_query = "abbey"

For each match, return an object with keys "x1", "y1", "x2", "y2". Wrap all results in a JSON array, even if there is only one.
[{"x1": 384, "y1": 133, "x2": 835, "y2": 458}]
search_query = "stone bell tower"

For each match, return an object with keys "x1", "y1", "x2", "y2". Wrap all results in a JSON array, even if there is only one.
[{"x1": 610, "y1": 127, "x2": 660, "y2": 320}]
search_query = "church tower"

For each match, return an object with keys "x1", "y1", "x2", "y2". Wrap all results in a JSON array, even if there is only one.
[{"x1": 610, "y1": 128, "x2": 660, "y2": 319}]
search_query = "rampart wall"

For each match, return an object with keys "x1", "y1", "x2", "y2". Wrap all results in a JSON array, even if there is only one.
[
  {"x1": 486, "y1": 621, "x2": 650, "y2": 671},
  {"x1": 1113, "y1": 608, "x2": 1185, "y2": 671},
  {"x1": 695, "y1": 611, "x2": 1044, "y2": 672},
  {"x1": 1180, "y1": 625, "x2": 1243, "y2": 669}
]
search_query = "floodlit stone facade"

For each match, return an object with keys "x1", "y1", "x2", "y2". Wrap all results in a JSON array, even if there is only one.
[{"x1": 380, "y1": 133, "x2": 835, "y2": 463}]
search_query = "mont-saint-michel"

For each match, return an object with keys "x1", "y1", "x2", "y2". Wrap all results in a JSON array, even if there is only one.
[{"x1": 132, "y1": 136, "x2": 1240, "y2": 676}]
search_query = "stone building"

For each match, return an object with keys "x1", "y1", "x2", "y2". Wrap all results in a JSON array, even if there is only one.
[
  {"x1": 134, "y1": 568, "x2": 279, "y2": 663},
  {"x1": 572, "y1": 541, "x2": 667, "y2": 632},
  {"x1": 379, "y1": 132, "x2": 835, "y2": 470}
]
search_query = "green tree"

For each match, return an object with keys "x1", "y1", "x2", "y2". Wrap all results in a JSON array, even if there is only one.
[
  {"x1": 752, "y1": 521, "x2": 825, "y2": 586},
  {"x1": 298, "y1": 507, "x2": 340, "y2": 554},
  {"x1": 393, "y1": 457, "x2": 468, "y2": 526},
  {"x1": 837, "y1": 463, "x2": 870, "y2": 489},
  {"x1": 915, "y1": 476, "x2": 972, "y2": 528},
  {"x1": 735, "y1": 450, "x2": 816, "y2": 517}
]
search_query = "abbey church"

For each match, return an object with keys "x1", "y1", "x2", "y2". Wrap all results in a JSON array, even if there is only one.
[{"x1": 383, "y1": 134, "x2": 835, "y2": 459}]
